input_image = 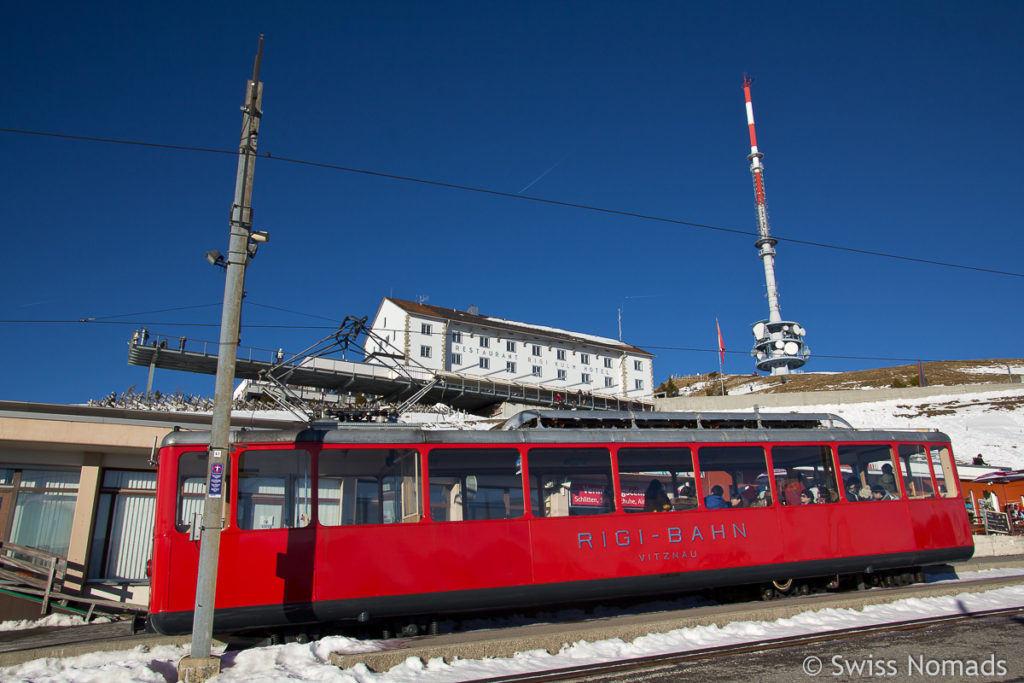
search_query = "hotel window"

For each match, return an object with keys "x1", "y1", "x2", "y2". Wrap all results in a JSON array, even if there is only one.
[
  {"x1": 419, "y1": 345, "x2": 431, "y2": 358},
  {"x1": 452, "y1": 331, "x2": 462, "y2": 344},
  {"x1": 479, "y1": 357, "x2": 490, "y2": 370},
  {"x1": 506, "y1": 340, "x2": 516, "y2": 352},
  {"x1": 532, "y1": 365, "x2": 542, "y2": 377},
  {"x1": 605, "y1": 377, "x2": 614, "y2": 388},
  {"x1": 451, "y1": 353, "x2": 462, "y2": 366},
  {"x1": 556, "y1": 349, "x2": 566, "y2": 361},
  {"x1": 421, "y1": 323, "x2": 432, "y2": 336},
  {"x1": 635, "y1": 379, "x2": 644, "y2": 390},
  {"x1": 580, "y1": 353, "x2": 590, "y2": 365},
  {"x1": 557, "y1": 369, "x2": 567, "y2": 380},
  {"x1": 480, "y1": 336, "x2": 490, "y2": 349},
  {"x1": 531, "y1": 344, "x2": 542, "y2": 357},
  {"x1": 506, "y1": 361, "x2": 516, "y2": 373},
  {"x1": 604, "y1": 358, "x2": 613, "y2": 369},
  {"x1": 634, "y1": 360, "x2": 643, "y2": 371},
  {"x1": 581, "y1": 373, "x2": 591, "y2": 384}
]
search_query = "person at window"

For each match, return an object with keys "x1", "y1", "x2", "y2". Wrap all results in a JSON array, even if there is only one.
[
  {"x1": 845, "y1": 478, "x2": 865, "y2": 502},
  {"x1": 643, "y1": 479, "x2": 671, "y2": 512},
  {"x1": 880, "y1": 464, "x2": 898, "y2": 496},
  {"x1": 799, "y1": 488, "x2": 814, "y2": 505},
  {"x1": 783, "y1": 471, "x2": 804, "y2": 506},
  {"x1": 870, "y1": 485, "x2": 892, "y2": 501},
  {"x1": 704, "y1": 485, "x2": 730, "y2": 509},
  {"x1": 730, "y1": 492, "x2": 745, "y2": 508}
]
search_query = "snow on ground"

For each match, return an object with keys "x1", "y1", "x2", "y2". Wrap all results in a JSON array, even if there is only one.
[{"x1": 3, "y1": 579, "x2": 1024, "y2": 682}]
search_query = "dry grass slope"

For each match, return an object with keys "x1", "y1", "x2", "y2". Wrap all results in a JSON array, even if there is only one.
[{"x1": 663, "y1": 359, "x2": 1024, "y2": 398}]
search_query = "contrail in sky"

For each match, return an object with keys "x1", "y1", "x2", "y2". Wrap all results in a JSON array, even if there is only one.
[{"x1": 519, "y1": 153, "x2": 570, "y2": 193}]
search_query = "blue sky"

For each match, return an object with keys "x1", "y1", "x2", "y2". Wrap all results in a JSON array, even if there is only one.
[{"x1": 2, "y1": 2, "x2": 1022, "y2": 404}]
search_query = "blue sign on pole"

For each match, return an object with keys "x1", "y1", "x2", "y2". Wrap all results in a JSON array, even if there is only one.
[{"x1": 209, "y1": 462, "x2": 224, "y2": 499}]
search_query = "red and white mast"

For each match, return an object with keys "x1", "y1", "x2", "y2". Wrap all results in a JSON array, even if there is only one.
[{"x1": 743, "y1": 75, "x2": 809, "y2": 375}]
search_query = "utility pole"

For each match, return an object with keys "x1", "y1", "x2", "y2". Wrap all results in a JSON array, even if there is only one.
[{"x1": 178, "y1": 35, "x2": 264, "y2": 683}]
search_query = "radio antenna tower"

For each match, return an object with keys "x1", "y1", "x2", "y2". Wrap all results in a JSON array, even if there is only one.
[{"x1": 743, "y1": 75, "x2": 809, "y2": 375}]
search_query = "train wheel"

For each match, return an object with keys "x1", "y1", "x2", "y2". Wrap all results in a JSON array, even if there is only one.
[
  {"x1": 855, "y1": 575, "x2": 867, "y2": 591},
  {"x1": 826, "y1": 575, "x2": 840, "y2": 590},
  {"x1": 400, "y1": 623, "x2": 420, "y2": 637},
  {"x1": 797, "y1": 582, "x2": 810, "y2": 596},
  {"x1": 760, "y1": 585, "x2": 775, "y2": 601}
]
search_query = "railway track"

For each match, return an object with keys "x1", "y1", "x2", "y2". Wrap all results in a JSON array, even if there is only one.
[
  {"x1": 0, "y1": 564, "x2": 1021, "y2": 670},
  {"x1": 329, "y1": 569, "x2": 1024, "y2": 672},
  {"x1": 460, "y1": 605, "x2": 1024, "y2": 682}
]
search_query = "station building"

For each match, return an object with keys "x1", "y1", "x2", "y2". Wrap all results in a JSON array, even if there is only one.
[
  {"x1": 363, "y1": 298, "x2": 654, "y2": 400},
  {"x1": 0, "y1": 401, "x2": 297, "y2": 610}
]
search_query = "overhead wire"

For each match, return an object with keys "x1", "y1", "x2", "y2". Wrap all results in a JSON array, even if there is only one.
[{"x1": 2, "y1": 126, "x2": 1022, "y2": 278}]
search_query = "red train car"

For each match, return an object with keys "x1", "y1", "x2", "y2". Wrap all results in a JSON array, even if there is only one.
[{"x1": 146, "y1": 410, "x2": 973, "y2": 635}]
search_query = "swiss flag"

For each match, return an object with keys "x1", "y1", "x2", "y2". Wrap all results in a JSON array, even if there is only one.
[{"x1": 716, "y1": 318, "x2": 725, "y2": 364}]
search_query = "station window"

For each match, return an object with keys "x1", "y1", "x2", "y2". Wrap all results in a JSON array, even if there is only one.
[
  {"x1": 604, "y1": 377, "x2": 614, "y2": 388},
  {"x1": 604, "y1": 358, "x2": 613, "y2": 369},
  {"x1": 581, "y1": 373, "x2": 591, "y2": 384},
  {"x1": 421, "y1": 323, "x2": 432, "y2": 336},
  {"x1": 5, "y1": 468, "x2": 80, "y2": 557},
  {"x1": 580, "y1": 353, "x2": 590, "y2": 365},
  {"x1": 506, "y1": 340, "x2": 516, "y2": 352},
  {"x1": 772, "y1": 445, "x2": 840, "y2": 505},
  {"x1": 452, "y1": 331, "x2": 462, "y2": 344},
  {"x1": 929, "y1": 445, "x2": 960, "y2": 498},
  {"x1": 635, "y1": 379, "x2": 644, "y2": 391},
  {"x1": 837, "y1": 444, "x2": 901, "y2": 501},
  {"x1": 556, "y1": 349, "x2": 566, "y2": 361},
  {"x1": 480, "y1": 336, "x2": 490, "y2": 349},
  {"x1": 479, "y1": 357, "x2": 490, "y2": 370},
  {"x1": 557, "y1": 369, "x2": 567, "y2": 380},
  {"x1": 532, "y1": 365, "x2": 542, "y2": 377},
  {"x1": 634, "y1": 360, "x2": 644, "y2": 371},
  {"x1": 236, "y1": 449, "x2": 312, "y2": 530},
  {"x1": 419, "y1": 345, "x2": 432, "y2": 358},
  {"x1": 528, "y1": 448, "x2": 614, "y2": 517},
  {"x1": 428, "y1": 449, "x2": 523, "y2": 522},
  {"x1": 506, "y1": 361, "x2": 516, "y2": 373},
  {"x1": 696, "y1": 446, "x2": 772, "y2": 508},
  {"x1": 176, "y1": 451, "x2": 221, "y2": 534},
  {"x1": 531, "y1": 344, "x2": 542, "y2": 357},
  {"x1": 617, "y1": 447, "x2": 697, "y2": 513},
  {"x1": 896, "y1": 445, "x2": 937, "y2": 499},
  {"x1": 451, "y1": 353, "x2": 462, "y2": 366},
  {"x1": 89, "y1": 470, "x2": 156, "y2": 581},
  {"x1": 318, "y1": 448, "x2": 421, "y2": 525}
]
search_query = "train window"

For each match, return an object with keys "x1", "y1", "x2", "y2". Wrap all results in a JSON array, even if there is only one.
[
  {"x1": 696, "y1": 446, "x2": 771, "y2": 508},
  {"x1": 929, "y1": 446, "x2": 960, "y2": 498},
  {"x1": 527, "y1": 448, "x2": 614, "y2": 517},
  {"x1": 175, "y1": 451, "x2": 229, "y2": 533},
  {"x1": 896, "y1": 445, "x2": 936, "y2": 499},
  {"x1": 428, "y1": 449, "x2": 524, "y2": 522},
  {"x1": 836, "y1": 445, "x2": 901, "y2": 501},
  {"x1": 772, "y1": 446, "x2": 840, "y2": 505},
  {"x1": 236, "y1": 449, "x2": 312, "y2": 530},
  {"x1": 617, "y1": 447, "x2": 697, "y2": 513},
  {"x1": 318, "y1": 449, "x2": 421, "y2": 525}
]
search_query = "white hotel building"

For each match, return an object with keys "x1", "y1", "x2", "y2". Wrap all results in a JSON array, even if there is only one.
[{"x1": 364, "y1": 298, "x2": 654, "y2": 400}]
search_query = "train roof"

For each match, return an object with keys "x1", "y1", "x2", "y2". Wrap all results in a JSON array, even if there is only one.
[{"x1": 159, "y1": 410, "x2": 952, "y2": 448}]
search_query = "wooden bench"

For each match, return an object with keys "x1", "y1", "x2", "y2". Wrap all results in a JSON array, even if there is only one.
[
  {"x1": 0, "y1": 542, "x2": 145, "y2": 620},
  {"x1": 0, "y1": 542, "x2": 66, "y2": 615}
]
